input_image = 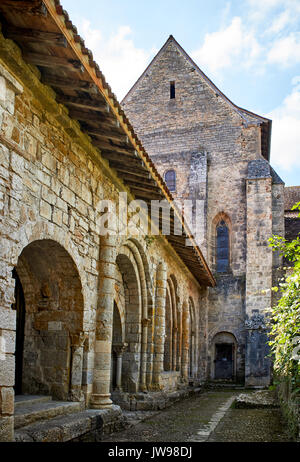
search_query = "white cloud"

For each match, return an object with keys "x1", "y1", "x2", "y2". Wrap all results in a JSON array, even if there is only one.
[
  {"x1": 267, "y1": 81, "x2": 300, "y2": 171},
  {"x1": 267, "y1": 33, "x2": 300, "y2": 66},
  {"x1": 77, "y1": 20, "x2": 156, "y2": 100},
  {"x1": 191, "y1": 17, "x2": 262, "y2": 75},
  {"x1": 266, "y1": 9, "x2": 292, "y2": 34}
]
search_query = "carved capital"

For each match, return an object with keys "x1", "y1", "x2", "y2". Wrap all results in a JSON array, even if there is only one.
[
  {"x1": 245, "y1": 312, "x2": 267, "y2": 331},
  {"x1": 113, "y1": 342, "x2": 128, "y2": 356}
]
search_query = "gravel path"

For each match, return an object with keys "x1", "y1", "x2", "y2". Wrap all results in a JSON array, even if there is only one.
[{"x1": 102, "y1": 389, "x2": 292, "y2": 443}]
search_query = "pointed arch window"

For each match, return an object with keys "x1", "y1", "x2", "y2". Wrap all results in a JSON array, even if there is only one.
[
  {"x1": 216, "y1": 220, "x2": 229, "y2": 273},
  {"x1": 164, "y1": 169, "x2": 176, "y2": 192}
]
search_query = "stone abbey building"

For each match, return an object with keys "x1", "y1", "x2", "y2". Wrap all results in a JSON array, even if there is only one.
[{"x1": 0, "y1": 0, "x2": 293, "y2": 443}]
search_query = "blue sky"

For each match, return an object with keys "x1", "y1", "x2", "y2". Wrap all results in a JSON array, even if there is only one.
[{"x1": 61, "y1": 0, "x2": 300, "y2": 186}]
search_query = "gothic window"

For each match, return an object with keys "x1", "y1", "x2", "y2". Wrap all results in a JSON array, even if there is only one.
[
  {"x1": 164, "y1": 169, "x2": 176, "y2": 192},
  {"x1": 216, "y1": 220, "x2": 229, "y2": 272},
  {"x1": 170, "y1": 81, "x2": 175, "y2": 99}
]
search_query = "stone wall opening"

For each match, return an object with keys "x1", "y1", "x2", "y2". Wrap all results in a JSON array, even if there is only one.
[
  {"x1": 164, "y1": 286, "x2": 172, "y2": 371},
  {"x1": 211, "y1": 332, "x2": 237, "y2": 381},
  {"x1": 13, "y1": 239, "x2": 84, "y2": 400},
  {"x1": 116, "y1": 253, "x2": 141, "y2": 393}
]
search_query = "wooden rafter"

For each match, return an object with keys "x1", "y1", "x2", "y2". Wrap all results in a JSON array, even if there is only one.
[
  {"x1": 3, "y1": 25, "x2": 67, "y2": 47},
  {"x1": 22, "y1": 51, "x2": 84, "y2": 71}
]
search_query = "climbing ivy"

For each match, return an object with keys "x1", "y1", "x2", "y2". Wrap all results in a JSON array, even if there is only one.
[{"x1": 268, "y1": 202, "x2": 300, "y2": 394}]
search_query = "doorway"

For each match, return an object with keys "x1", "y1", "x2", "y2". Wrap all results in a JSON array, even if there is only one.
[
  {"x1": 12, "y1": 268, "x2": 25, "y2": 395},
  {"x1": 215, "y1": 343, "x2": 233, "y2": 380}
]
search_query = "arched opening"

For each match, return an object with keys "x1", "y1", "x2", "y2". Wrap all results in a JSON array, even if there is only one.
[
  {"x1": 212, "y1": 332, "x2": 237, "y2": 381},
  {"x1": 216, "y1": 220, "x2": 229, "y2": 273},
  {"x1": 164, "y1": 287, "x2": 172, "y2": 371},
  {"x1": 164, "y1": 169, "x2": 176, "y2": 192},
  {"x1": 188, "y1": 298, "x2": 196, "y2": 379},
  {"x1": 111, "y1": 302, "x2": 125, "y2": 392},
  {"x1": 116, "y1": 253, "x2": 141, "y2": 393},
  {"x1": 210, "y1": 212, "x2": 231, "y2": 272},
  {"x1": 13, "y1": 239, "x2": 84, "y2": 400},
  {"x1": 12, "y1": 269, "x2": 25, "y2": 395}
]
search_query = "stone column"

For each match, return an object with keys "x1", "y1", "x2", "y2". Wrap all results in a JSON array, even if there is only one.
[
  {"x1": 140, "y1": 318, "x2": 149, "y2": 391},
  {"x1": 90, "y1": 235, "x2": 116, "y2": 408},
  {"x1": 69, "y1": 333, "x2": 87, "y2": 402},
  {"x1": 0, "y1": 61, "x2": 23, "y2": 442},
  {"x1": 245, "y1": 160, "x2": 273, "y2": 387},
  {"x1": 172, "y1": 327, "x2": 177, "y2": 371},
  {"x1": 181, "y1": 303, "x2": 189, "y2": 380},
  {"x1": 153, "y1": 262, "x2": 167, "y2": 388},
  {"x1": 176, "y1": 304, "x2": 182, "y2": 372},
  {"x1": 191, "y1": 332, "x2": 195, "y2": 378},
  {"x1": 113, "y1": 342, "x2": 127, "y2": 391}
]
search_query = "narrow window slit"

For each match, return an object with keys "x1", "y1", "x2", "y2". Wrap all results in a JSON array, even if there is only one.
[{"x1": 170, "y1": 81, "x2": 175, "y2": 99}]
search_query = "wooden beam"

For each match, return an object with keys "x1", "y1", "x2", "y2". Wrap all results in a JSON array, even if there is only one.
[
  {"x1": 0, "y1": 0, "x2": 47, "y2": 15},
  {"x1": 129, "y1": 186, "x2": 163, "y2": 200},
  {"x1": 101, "y1": 151, "x2": 143, "y2": 166},
  {"x1": 41, "y1": 75, "x2": 99, "y2": 94},
  {"x1": 110, "y1": 165, "x2": 151, "y2": 179},
  {"x1": 124, "y1": 180, "x2": 161, "y2": 194},
  {"x1": 86, "y1": 131, "x2": 128, "y2": 145},
  {"x1": 3, "y1": 25, "x2": 67, "y2": 47},
  {"x1": 56, "y1": 95, "x2": 109, "y2": 113},
  {"x1": 22, "y1": 52, "x2": 84, "y2": 72},
  {"x1": 116, "y1": 171, "x2": 154, "y2": 184},
  {"x1": 68, "y1": 109, "x2": 111, "y2": 123},
  {"x1": 91, "y1": 138, "x2": 135, "y2": 156}
]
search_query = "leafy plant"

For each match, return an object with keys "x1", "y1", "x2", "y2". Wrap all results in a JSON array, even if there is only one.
[{"x1": 268, "y1": 202, "x2": 300, "y2": 393}]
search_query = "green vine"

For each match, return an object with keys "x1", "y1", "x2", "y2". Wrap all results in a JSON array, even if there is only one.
[{"x1": 268, "y1": 202, "x2": 300, "y2": 395}]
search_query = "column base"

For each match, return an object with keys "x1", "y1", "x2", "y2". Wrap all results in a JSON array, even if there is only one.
[{"x1": 90, "y1": 394, "x2": 113, "y2": 409}]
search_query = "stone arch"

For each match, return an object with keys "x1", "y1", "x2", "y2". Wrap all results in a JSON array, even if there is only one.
[
  {"x1": 209, "y1": 212, "x2": 232, "y2": 272},
  {"x1": 123, "y1": 238, "x2": 154, "y2": 390},
  {"x1": 181, "y1": 300, "x2": 189, "y2": 380},
  {"x1": 110, "y1": 301, "x2": 126, "y2": 392},
  {"x1": 153, "y1": 261, "x2": 167, "y2": 388},
  {"x1": 188, "y1": 297, "x2": 197, "y2": 379},
  {"x1": 13, "y1": 239, "x2": 85, "y2": 401},
  {"x1": 164, "y1": 284, "x2": 173, "y2": 371},
  {"x1": 116, "y1": 245, "x2": 142, "y2": 392},
  {"x1": 164, "y1": 275, "x2": 179, "y2": 372},
  {"x1": 210, "y1": 331, "x2": 237, "y2": 381}
]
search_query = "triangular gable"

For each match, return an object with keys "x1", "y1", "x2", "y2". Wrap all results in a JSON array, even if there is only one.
[{"x1": 122, "y1": 35, "x2": 271, "y2": 160}]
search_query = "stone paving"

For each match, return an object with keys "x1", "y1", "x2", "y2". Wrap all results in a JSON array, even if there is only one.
[{"x1": 101, "y1": 389, "x2": 293, "y2": 443}]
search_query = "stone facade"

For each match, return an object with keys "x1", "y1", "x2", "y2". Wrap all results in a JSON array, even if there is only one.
[
  {"x1": 0, "y1": 23, "x2": 211, "y2": 442},
  {"x1": 122, "y1": 36, "x2": 285, "y2": 388}
]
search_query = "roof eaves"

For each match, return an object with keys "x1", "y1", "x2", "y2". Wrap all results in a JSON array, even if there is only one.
[{"x1": 41, "y1": 1, "x2": 215, "y2": 287}]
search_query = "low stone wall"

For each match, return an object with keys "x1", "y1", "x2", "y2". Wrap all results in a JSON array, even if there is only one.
[
  {"x1": 111, "y1": 386, "x2": 203, "y2": 411},
  {"x1": 276, "y1": 379, "x2": 300, "y2": 441}
]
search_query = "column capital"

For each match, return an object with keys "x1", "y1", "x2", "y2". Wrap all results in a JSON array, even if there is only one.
[{"x1": 113, "y1": 342, "x2": 128, "y2": 356}]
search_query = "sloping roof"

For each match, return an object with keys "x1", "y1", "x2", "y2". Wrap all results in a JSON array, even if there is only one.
[
  {"x1": 122, "y1": 34, "x2": 272, "y2": 162},
  {"x1": 0, "y1": 0, "x2": 215, "y2": 287}
]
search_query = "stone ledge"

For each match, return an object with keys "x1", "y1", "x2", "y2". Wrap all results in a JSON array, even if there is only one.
[{"x1": 14, "y1": 405, "x2": 125, "y2": 442}]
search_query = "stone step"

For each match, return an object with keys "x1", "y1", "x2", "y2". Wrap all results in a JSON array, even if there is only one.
[
  {"x1": 14, "y1": 395, "x2": 52, "y2": 409},
  {"x1": 14, "y1": 400, "x2": 82, "y2": 429},
  {"x1": 14, "y1": 406, "x2": 125, "y2": 442}
]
